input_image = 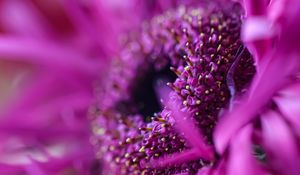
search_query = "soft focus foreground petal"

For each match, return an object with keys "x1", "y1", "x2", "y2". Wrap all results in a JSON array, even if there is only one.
[
  {"x1": 24, "y1": 159, "x2": 48, "y2": 175},
  {"x1": 241, "y1": 0, "x2": 272, "y2": 63},
  {"x1": 268, "y1": 0, "x2": 288, "y2": 22},
  {"x1": 62, "y1": 0, "x2": 118, "y2": 58},
  {"x1": 0, "y1": 60, "x2": 34, "y2": 113},
  {"x1": 261, "y1": 111, "x2": 300, "y2": 175},
  {"x1": 211, "y1": 158, "x2": 226, "y2": 175},
  {"x1": 197, "y1": 166, "x2": 211, "y2": 175},
  {"x1": 0, "y1": 0, "x2": 50, "y2": 38},
  {"x1": 227, "y1": 125, "x2": 267, "y2": 175},
  {"x1": 243, "y1": 0, "x2": 269, "y2": 16},
  {"x1": 0, "y1": 164, "x2": 23, "y2": 174},
  {"x1": 274, "y1": 83, "x2": 300, "y2": 136},
  {"x1": 0, "y1": 0, "x2": 118, "y2": 174},
  {"x1": 100, "y1": 0, "x2": 202, "y2": 29},
  {"x1": 4, "y1": 73, "x2": 92, "y2": 123},
  {"x1": 276, "y1": 0, "x2": 300, "y2": 53},
  {"x1": 0, "y1": 149, "x2": 96, "y2": 175},
  {"x1": 0, "y1": 37, "x2": 100, "y2": 75},
  {"x1": 241, "y1": 17, "x2": 273, "y2": 61}
]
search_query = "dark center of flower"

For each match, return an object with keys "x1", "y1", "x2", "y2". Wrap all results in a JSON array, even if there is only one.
[{"x1": 117, "y1": 64, "x2": 177, "y2": 119}]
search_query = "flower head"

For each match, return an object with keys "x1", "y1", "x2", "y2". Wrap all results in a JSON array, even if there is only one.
[
  {"x1": 2, "y1": 0, "x2": 300, "y2": 175},
  {"x1": 93, "y1": 1, "x2": 256, "y2": 174}
]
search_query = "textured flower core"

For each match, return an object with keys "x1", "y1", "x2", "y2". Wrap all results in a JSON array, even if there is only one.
[{"x1": 91, "y1": 2, "x2": 256, "y2": 175}]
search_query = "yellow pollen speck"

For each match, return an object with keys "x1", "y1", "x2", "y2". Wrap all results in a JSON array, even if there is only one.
[
  {"x1": 126, "y1": 138, "x2": 132, "y2": 143},
  {"x1": 218, "y1": 25, "x2": 223, "y2": 31},
  {"x1": 109, "y1": 146, "x2": 115, "y2": 151},
  {"x1": 184, "y1": 66, "x2": 190, "y2": 71},
  {"x1": 115, "y1": 157, "x2": 120, "y2": 163},
  {"x1": 183, "y1": 100, "x2": 188, "y2": 106},
  {"x1": 125, "y1": 160, "x2": 131, "y2": 166},
  {"x1": 125, "y1": 153, "x2": 130, "y2": 158},
  {"x1": 133, "y1": 158, "x2": 138, "y2": 162},
  {"x1": 139, "y1": 146, "x2": 145, "y2": 153},
  {"x1": 217, "y1": 45, "x2": 221, "y2": 52},
  {"x1": 198, "y1": 75, "x2": 203, "y2": 80}
]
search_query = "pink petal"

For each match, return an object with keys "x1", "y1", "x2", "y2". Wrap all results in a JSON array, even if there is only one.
[
  {"x1": 0, "y1": 37, "x2": 100, "y2": 75},
  {"x1": 275, "y1": 82, "x2": 300, "y2": 136},
  {"x1": 241, "y1": 17, "x2": 273, "y2": 61},
  {"x1": 227, "y1": 125, "x2": 267, "y2": 175},
  {"x1": 0, "y1": 0, "x2": 50, "y2": 37},
  {"x1": 242, "y1": 0, "x2": 269, "y2": 16},
  {"x1": 276, "y1": 0, "x2": 300, "y2": 54},
  {"x1": 197, "y1": 167, "x2": 212, "y2": 175},
  {"x1": 241, "y1": 0, "x2": 273, "y2": 64},
  {"x1": 24, "y1": 159, "x2": 48, "y2": 175},
  {"x1": 62, "y1": 0, "x2": 119, "y2": 58},
  {"x1": 261, "y1": 110, "x2": 299, "y2": 175}
]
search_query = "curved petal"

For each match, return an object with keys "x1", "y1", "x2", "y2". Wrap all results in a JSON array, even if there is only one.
[
  {"x1": 242, "y1": 0, "x2": 269, "y2": 16},
  {"x1": 275, "y1": 82, "x2": 300, "y2": 136},
  {"x1": 261, "y1": 110, "x2": 299, "y2": 175},
  {"x1": 241, "y1": 0, "x2": 271, "y2": 63},
  {"x1": 197, "y1": 167, "x2": 212, "y2": 175},
  {"x1": 227, "y1": 125, "x2": 267, "y2": 175}
]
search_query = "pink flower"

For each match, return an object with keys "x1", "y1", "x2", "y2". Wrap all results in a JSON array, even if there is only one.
[{"x1": 2, "y1": 0, "x2": 300, "y2": 174}]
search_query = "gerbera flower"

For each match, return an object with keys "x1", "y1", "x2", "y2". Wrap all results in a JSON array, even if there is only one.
[
  {"x1": 92, "y1": 0, "x2": 256, "y2": 174},
  {"x1": 1, "y1": 0, "x2": 300, "y2": 175}
]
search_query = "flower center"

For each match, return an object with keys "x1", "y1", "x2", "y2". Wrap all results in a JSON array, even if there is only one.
[{"x1": 92, "y1": 2, "x2": 256, "y2": 175}]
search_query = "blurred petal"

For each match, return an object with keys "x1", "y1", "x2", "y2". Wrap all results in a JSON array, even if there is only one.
[
  {"x1": 241, "y1": 0, "x2": 272, "y2": 63},
  {"x1": 242, "y1": 0, "x2": 269, "y2": 16},
  {"x1": 261, "y1": 110, "x2": 300, "y2": 175},
  {"x1": 227, "y1": 125, "x2": 266, "y2": 175},
  {"x1": 0, "y1": 37, "x2": 100, "y2": 75},
  {"x1": 275, "y1": 82, "x2": 300, "y2": 136},
  {"x1": 197, "y1": 167, "x2": 211, "y2": 175}
]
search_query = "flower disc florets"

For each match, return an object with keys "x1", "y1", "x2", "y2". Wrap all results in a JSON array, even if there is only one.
[{"x1": 91, "y1": 2, "x2": 256, "y2": 175}]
